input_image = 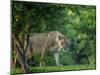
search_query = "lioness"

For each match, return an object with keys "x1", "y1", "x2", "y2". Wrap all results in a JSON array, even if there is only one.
[{"x1": 28, "y1": 31, "x2": 69, "y2": 66}]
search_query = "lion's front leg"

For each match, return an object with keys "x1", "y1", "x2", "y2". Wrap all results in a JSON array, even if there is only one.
[
  {"x1": 54, "y1": 52, "x2": 60, "y2": 66},
  {"x1": 54, "y1": 52, "x2": 63, "y2": 66}
]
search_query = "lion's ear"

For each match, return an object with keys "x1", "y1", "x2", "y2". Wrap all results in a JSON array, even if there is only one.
[{"x1": 58, "y1": 35, "x2": 63, "y2": 40}]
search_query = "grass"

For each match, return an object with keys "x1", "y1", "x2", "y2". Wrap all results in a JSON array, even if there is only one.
[{"x1": 11, "y1": 64, "x2": 96, "y2": 75}]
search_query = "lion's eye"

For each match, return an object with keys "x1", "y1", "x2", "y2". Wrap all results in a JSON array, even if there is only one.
[{"x1": 61, "y1": 41, "x2": 64, "y2": 45}]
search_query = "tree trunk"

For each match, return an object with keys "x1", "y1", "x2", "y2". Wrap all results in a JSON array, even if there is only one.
[{"x1": 12, "y1": 34, "x2": 29, "y2": 73}]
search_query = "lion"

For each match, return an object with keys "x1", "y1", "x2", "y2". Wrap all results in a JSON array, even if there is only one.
[{"x1": 27, "y1": 31, "x2": 69, "y2": 66}]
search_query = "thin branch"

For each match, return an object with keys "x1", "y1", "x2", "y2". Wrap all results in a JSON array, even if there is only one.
[{"x1": 12, "y1": 34, "x2": 23, "y2": 56}]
